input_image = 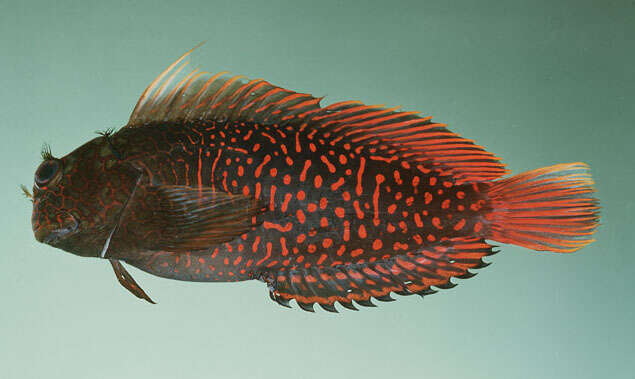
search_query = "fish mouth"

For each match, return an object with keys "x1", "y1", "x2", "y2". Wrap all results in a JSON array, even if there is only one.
[{"x1": 34, "y1": 215, "x2": 79, "y2": 245}]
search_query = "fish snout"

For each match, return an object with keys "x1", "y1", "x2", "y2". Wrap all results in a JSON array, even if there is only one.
[{"x1": 34, "y1": 213, "x2": 79, "y2": 245}]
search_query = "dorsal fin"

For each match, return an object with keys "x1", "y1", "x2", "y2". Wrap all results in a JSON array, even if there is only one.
[
  {"x1": 126, "y1": 47, "x2": 507, "y2": 183},
  {"x1": 126, "y1": 45, "x2": 322, "y2": 128}
]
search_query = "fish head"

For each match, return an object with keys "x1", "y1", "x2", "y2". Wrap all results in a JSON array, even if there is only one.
[{"x1": 31, "y1": 134, "x2": 141, "y2": 257}]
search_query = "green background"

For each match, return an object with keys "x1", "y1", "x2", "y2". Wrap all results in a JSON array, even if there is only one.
[{"x1": 1, "y1": 1, "x2": 633, "y2": 378}]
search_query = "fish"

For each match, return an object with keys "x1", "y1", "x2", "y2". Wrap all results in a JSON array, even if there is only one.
[{"x1": 28, "y1": 46, "x2": 600, "y2": 311}]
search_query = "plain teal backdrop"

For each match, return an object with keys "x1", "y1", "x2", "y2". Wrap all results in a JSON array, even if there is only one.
[{"x1": 1, "y1": 1, "x2": 633, "y2": 378}]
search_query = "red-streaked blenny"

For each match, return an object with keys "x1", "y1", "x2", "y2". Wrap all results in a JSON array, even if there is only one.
[{"x1": 28, "y1": 47, "x2": 599, "y2": 311}]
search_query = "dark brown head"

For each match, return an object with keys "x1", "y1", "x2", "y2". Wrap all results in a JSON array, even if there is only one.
[{"x1": 30, "y1": 133, "x2": 140, "y2": 257}]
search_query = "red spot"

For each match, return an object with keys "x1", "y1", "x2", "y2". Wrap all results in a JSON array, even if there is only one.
[
  {"x1": 443, "y1": 181, "x2": 453, "y2": 188},
  {"x1": 297, "y1": 190, "x2": 306, "y2": 200},
  {"x1": 372, "y1": 239, "x2": 383, "y2": 250},
  {"x1": 308, "y1": 244, "x2": 317, "y2": 253},
  {"x1": 320, "y1": 155, "x2": 336, "y2": 173},
  {"x1": 343, "y1": 221, "x2": 350, "y2": 241},
  {"x1": 283, "y1": 174, "x2": 291, "y2": 185},
  {"x1": 335, "y1": 207, "x2": 345, "y2": 218},
  {"x1": 353, "y1": 201, "x2": 364, "y2": 219},
  {"x1": 314, "y1": 175, "x2": 323, "y2": 188},
  {"x1": 424, "y1": 192, "x2": 433, "y2": 204},
  {"x1": 242, "y1": 185, "x2": 250, "y2": 196},
  {"x1": 339, "y1": 154, "x2": 347, "y2": 164},
  {"x1": 319, "y1": 197, "x2": 328, "y2": 209},
  {"x1": 457, "y1": 191, "x2": 465, "y2": 199},
  {"x1": 296, "y1": 210, "x2": 306, "y2": 223},
  {"x1": 356, "y1": 157, "x2": 366, "y2": 196},
  {"x1": 336, "y1": 245, "x2": 346, "y2": 256},
  {"x1": 320, "y1": 217, "x2": 328, "y2": 228},
  {"x1": 342, "y1": 191, "x2": 351, "y2": 201},
  {"x1": 252, "y1": 236, "x2": 260, "y2": 253},
  {"x1": 442, "y1": 199, "x2": 450, "y2": 209},
  {"x1": 414, "y1": 213, "x2": 424, "y2": 228},
  {"x1": 317, "y1": 254, "x2": 328, "y2": 265},
  {"x1": 254, "y1": 155, "x2": 271, "y2": 178},
  {"x1": 281, "y1": 193, "x2": 292, "y2": 212},
  {"x1": 269, "y1": 185, "x2": 277, "y2": 211},
  {"x1": 280, "y1": 237, "x2": 289, "y2": 256},
  {"x1": 322, "y1": 238, "x2": 333, "y2": 248},
  {"x1": 307, "y1": 203, "x2": 317, "y2": 212},
  {"x1": 331, "y1": 177, "x2": 345, "y2": 191},
  {"x1": 269, "y1": 167, "x2": 277, "y2": 177},
  {"x1": 237, "y1": 165, "x2": 244, "y2": 177},
  {"x1": 406, "y1": 196, "x2": 414, "y2": 206},
  {"x1": 387, "y1": 204, "x2": 397, "y2": 214},
  {"x1": 351, "y1": 249, "x2": 363, "y2": 257},
  {"x1": 358, "y1": 224, "x2": 367, "y2": 239},
  {"x1": 474, "y1": 222, "x2": 483, "y2": 233},
  {"x1": 233, "y1": 256, "x2": 242, "y2": 266},
  {"x1": 432, "y1": 217, "x2": 443, "y2": 229},
  {"x1": 387, "y1": 223, "x2": 396, "y2": 233},
  {"x1": 263, "y1": 221, "x2": 293, "y2": 232},
  {"x1": 430, "y1": 177, "x2": 437, "y2": 186},
  {"x1": 454, "y1": 218, "x2": 466, "y2": 231},
  {"x1": 300, "y1": 160, "x2": 311, "y2": 182},
  {"x1": 286, "y1": 156, "x2": 294, "y2": 166},
  {"x1": 297, "y1": 233, "x2": 306, "y2": 243}
]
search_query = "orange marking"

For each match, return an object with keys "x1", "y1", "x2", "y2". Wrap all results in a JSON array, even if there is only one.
[
  {"x1": 322, "y1": 238, "x2": 333, "y2": 248},
  {"x1": 442, "y1": 199, "x2": 450, "y2": 209},
  {"x1": 335, "y1": 207, "x2": 345, "y2": 218},
  {"x1": 252, "y1": 236, "x2": 260, "y2": 253},
  {"x1": 280, "y1": 237, "x2": 289, "y2": 256},
  {"x1": 336, "y1": 245, "x2": 346, "y2": 256},
  {"x1": 308, "y1": 244, "x2": 317, "y2": 253},
  {"x1": 297, "y1": 190, "x2": 306, "y2": 200},
  {"x1": 320, "y1": 217, "x2": 328, "y2": 228},
  {"x1": 457, "y1": 191, "x2": 465, "y2": 199},
  {"x1": 343, "y1": 221, "x2": 350, "y2": 241},
  {"x1": 314, "y1": 175, "x2": 323, "y2": 188},
  {"x1": 254, "y1": 155, "x2": 271, "y2": 178},
  {"x1": 283, "y1": 174, "x2": 291, "y2": 185},
  {"x1": 300, "y1": 160, "x2": 311, "y2": 182},
  {"x1": 210, "y1": 149, "x2": 222, "y2": 191},
  {"x1": 414, "y1": 213, "x2": 424, "y2": 228},
  {"x1": 342, "y1": 191, "x2": 351, "y2": 201},
  {"x1": 320, "y1": 155, "x2": 336, "y2": 173},
  {"x1": 331, "y1": 177, "x2": 345, "y2": 191},
  {"x1": 296, "y1": 210, "x2": 306, "y2": 224},
  {"x1": 281, "y1": 193, "x2": 292, "y2": 213},
  {"x1": 424, "y1": 192, "x2": 433, "y2": 204},
  {"x1": 353, "y1": 200, "x2": 364, "y2": 219},
  {"x1": 263, "y1": 221, "x2": 293, "y2": 232},
  {"x1": 430, "y1": 177, "x2": 437, "y2": 186},
  {"x1": 255, "y1": 182, "x2": 261, "y2": 199},
  {"x1": 319, "y1": 197, "x2": 328, "y2": 209},
  {"x1": 454, "y1": 218, "x2": 466, "y2": 231},
  {"x1": 269, "y1": 185, "x2": 277, "y2": 211},
  {"x1": 297, "y1": 233, "x2": 306, "y2": 243},
  {"x1": 307, "y1": 203, "x2": 318, "y2": 212},
  {"x1": 351, "y1": 249, "x2": 364, "y2": 257},
  {"x1": 372, "y1": 239, "x2": 383, "y2": 250},
  {"x1": 256, "y1": 242, "x2": 273, "y2": 266},
  {"x1": 432, "y1": 217, "x2": 443, "y2": 229},
  {"x1": 269, "y1": 167, "x2": 277, "y2": 177},
  {"x1": 356, "y1": 157, "x2": 366, "y2": 196},
  {"x1": 317, "y1": 254, "x2": 328, "y2": 265},
  {"x1": 474, "y1": 222, "x2": 483, "y2": 233},
  {"x1": 358, "y1": 224, "x2": 367, "y2": 239}
]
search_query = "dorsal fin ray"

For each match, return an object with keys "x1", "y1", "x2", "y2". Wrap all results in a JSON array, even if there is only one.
[{"x1": 126, "y1": 47, "x2": 507, "y2": 183}]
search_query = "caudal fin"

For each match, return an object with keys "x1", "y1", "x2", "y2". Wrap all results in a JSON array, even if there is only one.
[{"x1": 484, "y1": 163, "x2": 599, "y2": 253}]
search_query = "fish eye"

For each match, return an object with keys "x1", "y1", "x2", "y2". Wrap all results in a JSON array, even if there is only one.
[{"x1": 35, "y1": 159, "x2": 61, "y2": 188}]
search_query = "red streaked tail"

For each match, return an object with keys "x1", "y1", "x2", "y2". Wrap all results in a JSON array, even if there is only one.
[{"x1": 484, "y1": 163, "x2": 600, "y2": 253}]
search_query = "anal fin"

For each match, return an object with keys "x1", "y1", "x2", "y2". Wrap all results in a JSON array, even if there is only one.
[{"x1": 263, "y1": 237, "x2": 496, "y2": 312}]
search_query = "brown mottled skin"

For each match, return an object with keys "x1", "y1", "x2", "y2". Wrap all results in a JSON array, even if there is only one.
[{"x1": 33, "y1": 121, "x2": 488, "y2": 282}]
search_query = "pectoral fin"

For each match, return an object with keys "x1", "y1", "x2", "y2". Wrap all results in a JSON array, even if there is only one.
[{"x1": 112, "y1": 184, "x2": 265, "y2": 254}]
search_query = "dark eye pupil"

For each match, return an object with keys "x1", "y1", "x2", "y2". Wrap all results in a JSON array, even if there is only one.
[{"x1": 35, "y1": 160, "x2": 60, "y2": 186}]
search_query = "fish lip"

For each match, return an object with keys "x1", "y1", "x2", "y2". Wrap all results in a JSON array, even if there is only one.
[{"x1": 35, "y1": 215, "x2": 79, "y2": 245}]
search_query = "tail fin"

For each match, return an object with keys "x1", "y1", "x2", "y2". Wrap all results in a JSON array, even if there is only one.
[{"x1": 484, "y1": 163, "x2": 599, "y2": 253}]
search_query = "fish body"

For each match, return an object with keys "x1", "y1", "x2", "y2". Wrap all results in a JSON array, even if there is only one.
[{"x1": 30, "y1": 48, "x2": 599, "y2": 310}]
